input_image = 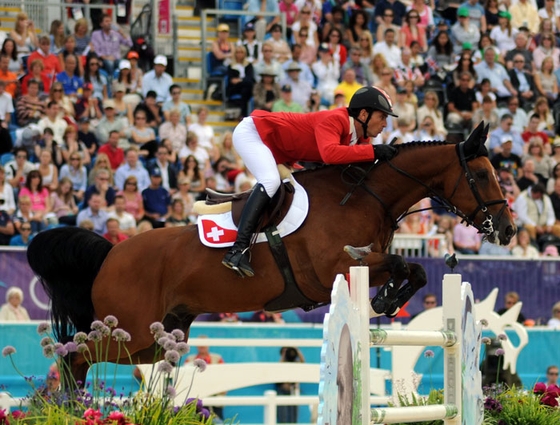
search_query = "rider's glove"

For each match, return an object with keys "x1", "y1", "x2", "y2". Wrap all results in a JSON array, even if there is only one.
[{"x1": 373, "y1": 144, "x2": 397, "y2": 161}]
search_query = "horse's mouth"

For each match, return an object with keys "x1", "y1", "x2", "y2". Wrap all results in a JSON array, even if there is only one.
[{"x1": 487, "y1": 226, "x2": 516, "y2": 246}]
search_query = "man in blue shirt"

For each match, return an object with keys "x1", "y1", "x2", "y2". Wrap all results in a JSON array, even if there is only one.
[
  {"x1": 56, "y1": 54, "x2": 83, "y2": 96},
  {"x1": 142, "y1": 167, "x2": 171, "y2": 228},
  {"x1": 77, "y1": 193, "x2": 109, "y2": 235}
]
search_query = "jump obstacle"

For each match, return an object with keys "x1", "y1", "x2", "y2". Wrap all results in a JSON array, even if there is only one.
[{"x1": 318, "y1": 267, "x2": 484, "y2": 425}]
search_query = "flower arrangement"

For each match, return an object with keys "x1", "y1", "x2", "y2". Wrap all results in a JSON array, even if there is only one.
[{"x1": 1, "y1": 317, "x2": 228, "y2": 425}]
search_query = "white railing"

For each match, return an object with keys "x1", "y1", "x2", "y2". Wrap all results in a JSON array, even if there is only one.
[{"x1": 389, "y1": 234, "x2": 447, "y2": 257}]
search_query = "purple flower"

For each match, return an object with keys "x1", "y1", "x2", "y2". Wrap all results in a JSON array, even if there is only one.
[
  {"x1": 77, "y1": 343, "x2": 89, "y2": 353},
  {"x1": 157, "y1": 361, "x2": 174, "y2": 374},
  {"x1": 480, "y1": 318, "x2": 488, "y2": 327},
  {"x1": 43, "y1": 344, "x2": 55, "y2": 358},
  {"x1": 495, "y1": 348, "x2": 505, "y2": 356},
  {"x1": 64, "y1": 342, "x2": 78, "y2": 353},
  {"x1": 88, "y1": 330, "x2": 102, "y2": 342},
  {"x1": 176, "y1": 342, "x2": 190, "y2": 355},
  {"x1": 199, "y1": 407, "x2": 211, "y2": 419},
  {"x1": 163, "y1": 340, "x2": 177, "y2": 351},
  {"x1": 498, "y1": 333, "x2": 507, "y2": 341},
  {"x1": 154, "y1": 330, "x2": 167, "y2": 341},
  {"x1": 90, "y1": 320, "x2": 105, "y2": 331},
  {"x1": 157, "y1": 336, "x2": 169, "y2": 347},
  {"x1": 2, "y1": 346, "x2": 16, "y2": 357},
  {"x1": 165, "y1": 350, "x2": 180, "y2": 363},
  {"x1": 481, "y1": 337, "x2": 492, "y2": 345},
  {"x1": 103, "y1": 315, "x2": 118, "y2": 327},
  {"x1": 55, "y1": 345, "x2": 68, "y2": 357},
  {"x1": 150, "y1": 322, "x2": 164, "y2": 334},
  {"x1": 424, "y1": 349, "x2": 434, "y2": 358},
  {"x1": 37, "y1": 322, "x2": 51, "y2": 335},
  {"x1": 40, "y1": 337, "x2": 53, "y2": 347},
  {"x1": 484, "y1": 397, "x2": 503, "y2": 413},
  {"x1": 165, "y1": 385, "x2": 176, "y2": 398},
  {"x1": 112, "y1": 329, "x2": 131, "y2": 342},
  {"x1": 193, "y1": 359, "x2": 207, "y2": 372},
  {"x1": 73, "y1": 332, "x2": 88, "y2": 344},
  {"x1": 171, "y1": 329, "x2": 185, "y2": 341}
]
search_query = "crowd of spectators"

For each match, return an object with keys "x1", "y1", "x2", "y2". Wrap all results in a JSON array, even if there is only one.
[{"x1": 0, "y1": 10, "x2": 263, "y2": 246}]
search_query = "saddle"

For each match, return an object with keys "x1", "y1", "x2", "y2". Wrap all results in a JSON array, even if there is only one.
[{"x1": 193, "y1": 165, "x2": 295, "y2": 229}]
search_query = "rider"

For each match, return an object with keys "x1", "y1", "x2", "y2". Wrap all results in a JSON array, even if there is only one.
[{"x1": 222, "y1": 86, "x2": 399, "y2": 277}]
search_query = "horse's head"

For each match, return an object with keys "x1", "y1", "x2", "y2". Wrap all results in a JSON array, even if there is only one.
[{"x1": 451, "y1": 121, "x2": 516, "y2": 245}]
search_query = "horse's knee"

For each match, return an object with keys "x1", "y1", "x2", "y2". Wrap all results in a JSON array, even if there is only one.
[
  {"x1": 387, "y1": 255, "x2": 410, "y2": 281},
  {"x1": 408, "y1": 263, "x2": 427, "y2": 290}
]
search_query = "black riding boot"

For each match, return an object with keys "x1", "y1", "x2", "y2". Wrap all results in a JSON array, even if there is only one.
[{"x1": 222, "y1": 184, "x2": 271, "y2": 277}]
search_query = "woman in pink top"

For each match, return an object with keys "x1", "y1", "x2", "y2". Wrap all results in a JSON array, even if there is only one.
[
  {"x1": 116, "y1": 175, "x2": 145, "y2": 222},
  {"x1": 400, "y1": 10, "x2": 427, "y2": 52},
  {"x1": 18, "y1": 169, "x2": 51, "y2": 217}
]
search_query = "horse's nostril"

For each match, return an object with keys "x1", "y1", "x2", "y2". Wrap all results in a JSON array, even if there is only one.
[{"x1": 505, "y1": 226, "x2": 516, "y2": 239}]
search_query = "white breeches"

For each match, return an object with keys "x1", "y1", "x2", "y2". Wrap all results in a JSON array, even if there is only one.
[{"x1": 232, "y1": 117, "x2": 281, "y2": 198}]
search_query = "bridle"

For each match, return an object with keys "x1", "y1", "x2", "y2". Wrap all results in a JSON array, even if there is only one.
[{"x1": 340, "y1": 142, "x2": 509, "y2": 238}]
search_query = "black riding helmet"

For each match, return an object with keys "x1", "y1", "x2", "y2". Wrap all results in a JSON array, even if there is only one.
[{"x1": 348, "y1": 86, "x2": 398, "y2": 137}]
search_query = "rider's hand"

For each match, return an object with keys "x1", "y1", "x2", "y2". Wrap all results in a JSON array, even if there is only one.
[{"x1": 373, "y1": 144, "x2": 397, "y2": 161}]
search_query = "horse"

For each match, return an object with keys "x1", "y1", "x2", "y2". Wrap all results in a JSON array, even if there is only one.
[{"x1": 27, "y1": 122, "x2": 516, "y2": 384}]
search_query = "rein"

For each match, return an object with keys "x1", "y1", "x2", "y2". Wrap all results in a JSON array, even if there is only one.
[{"x1": 340, "y1": 142, "x2": 508, "y2": 237}]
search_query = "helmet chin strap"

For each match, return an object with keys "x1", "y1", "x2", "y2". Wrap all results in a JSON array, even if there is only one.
[{"x1": 354, "y1": 110, "x2": 374, "y2": 138}]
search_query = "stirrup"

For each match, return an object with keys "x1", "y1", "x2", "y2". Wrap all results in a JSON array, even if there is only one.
[{"x1": 222, "y1": 248, "x2": 255, "y2": 278}]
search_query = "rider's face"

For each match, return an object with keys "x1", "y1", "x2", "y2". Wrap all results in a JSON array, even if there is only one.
[{"x1": 364, "y1": 110, "x2": 388, "y2": 138}]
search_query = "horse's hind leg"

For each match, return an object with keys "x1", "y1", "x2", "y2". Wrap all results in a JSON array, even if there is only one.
[
  {"x1": 384, "y1": 262, "x2": 428, "y2": 317},
  {"x1": 368, "y1": 254, "x2": 410, "y2": 315}
]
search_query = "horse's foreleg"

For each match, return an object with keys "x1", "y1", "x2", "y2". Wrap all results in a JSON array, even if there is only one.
[
  {"x1": 384, "y1": 262, "x2": 428, "y2": 317},
  {"x1": 365, "y1": 254, "x2": 410, "y2": 315}
]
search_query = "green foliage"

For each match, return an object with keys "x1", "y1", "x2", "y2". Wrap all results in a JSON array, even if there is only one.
[{"x1": 388, "y1": 389, "x2": 445, "y2": 425}]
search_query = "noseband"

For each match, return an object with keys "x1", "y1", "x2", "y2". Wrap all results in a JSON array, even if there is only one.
[{"x1": 340, "y1": 142, "x2": 508, "y2": 238}]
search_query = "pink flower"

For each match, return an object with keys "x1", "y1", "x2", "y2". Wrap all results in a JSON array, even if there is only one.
[
  {"x1": 546, "y1": 384, "x2": 560, "y2": 398},
  {"x1": 83, "y1": 408, "x2": 103, "y2": 421},
  {"x1": 533, "y1": 382, "x2": 547, "y2": 394},
  {"x1": 541, "y1": 393, "x2": 559, "y2": 408},
  {"x1": 107, "y1": 411, "x2": 127, "y2": 425},
  {"x1": 0, "y1": 409, "x2": 9, "y2": 425},
  {"x1": 11, "y1": 411, "x2": 25, "y2": 420}
]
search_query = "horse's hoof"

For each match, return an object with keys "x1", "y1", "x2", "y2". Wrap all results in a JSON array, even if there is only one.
[{"x1": 371, "y1": 279, "x2": 399, "y2": 314}]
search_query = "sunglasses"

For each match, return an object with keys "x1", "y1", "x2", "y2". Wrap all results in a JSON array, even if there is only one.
[
  {"x1": 424, "y1": 300, "x2": 436, "y2": 305},
  {"x1": 126, "y1": 181, "x2": 137, "y2": 185},
  {"x1": 16, "y1": 155, "x2": 27, "y2": 159},
  {"x1": 71, "y1": 157, "x2": 80, "y2": 160},
  {"x1": 384, "y1": 13, "x2": 394, "y2": 17},
  {"x1": 21, "y1": 227, "x2": 32, "y2": 231},
  {"x1": 549, "y1": 372, "x2": 559, "y2": 375}
]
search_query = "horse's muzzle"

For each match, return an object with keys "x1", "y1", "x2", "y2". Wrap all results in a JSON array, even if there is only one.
[{"x1": 490, "y1": 223, "x2": 516, "y2": 246}]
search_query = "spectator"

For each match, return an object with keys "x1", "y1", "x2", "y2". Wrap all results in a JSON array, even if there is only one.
[
  {"x1": 10, "y1": 12, "x2": 38, "y2": 59},
  {"x1": 16, "y1": 80, "x2": 45, "y2": 127},
  {"x1": 0, "y1": 55, "x2": 17, "y2": 99},
  {"x1": 531, "y1": 96, "x2": 555, "y2": 133},
  {"x1": 411, "y1": 293, "x2": 438, "y2": 319},
  {"x1": 84, "y1": 168, "x2": 116, "y2": 209},
  {"x1": 108, "y1": 194, "x2": 136, "y2": 237},
  {"x1": 1, "y1": 39, "x2": 21, "y2": 75},
  {"x1": 276, "y1": 347, "x2": 305, "y2": 423},
  {"x1": 241, "y1": 22, "x2": 262, "y2": 65},
  {"x1": 47, "y1": 81, "x2": 76, "y2": 120},
  {"x1": 268, "y1": 24, "x2": 292, "y2": 64},
  {"x1": 13, "y1": 194, "x2": 45, "y2": 234},
  {"x1": 111, "y1": 83, "x2": 134, "y2": 124},
  {"x1": 129, "y1": 109, "x2": 157, "y2": 158},
  {"x1": 373, "y1": 28, "x2": 401, "y2": 69},
  {"x1": 9, "y1": 221, "x2": 34, "y2": 246},
  {"x1": 116, "y1": 175, "x2": 145, "y2": 223},
  {"x1": 451, "y1": 8, "x2": 481, "y2": 55},
  {"x1": 497, "y1": 291, "x2": 526, "y2": 323},
  {"x1": 95, "y1": 100, "x2": 128, "y2": 148},
  {"x1": 162, "y1": 84, "x2": 191, "y2": 125},
  {"x1": 534, "y1": 57, "x2": 559, "y2": 106},
  {"x1": 49, "y1": 20, "x2": 65, "y2": 55},
  {"x1": 90, "y1": 14, "x2": 132, "y2": 77},
  {"x1": 248, "y1": 310, "x2": 285, "y2": 323},
  {"x1": 0, "y1": 80, "x2": 13, "y2": 133},
  {"x1": 272, "y1": 84, "x2": 304, "y2": 112},
  {"x1": 491, "y1": 137, "x2": 523, "y2": 176},
  {"x1": 543, "y1": 365, "x2": 560, "y2": 384},
  {"x1": 36, "y1": 149, "x2": 58, "y2": 192},
  {"x1": 547, "y1": 164, "x2": 560, "y2": 194},
  {"x1": 84, "y1": 54, "x2": 108, "y2": 100},
  {"x1": 253, "y1": 42, "x2": 284, "y2": 83},
  {"x1": 453, "y1": 51, "x2": 477, "y2": 89},
  {"x1": 0, "y1": 204, "x2": 14, "y2": 245},
  {"x1": 226, "y1": 45, "x2": 256, "y2": 118},
  {"x1": 21, "y1": 59, "x2": 51, "y2": 96},
  {"x1": 0, "y1": 287, "x2": 30, "y2": 320},
  {"x1": 409, "y1": 0, "x2": 434, "y2": 30},
  {"x1": 499, "y1": 96, "x2": 528, "y2": 133},
  {"x1": 142, "y1": 55, "x2": 173, "y2": 103},
  {"x1": 78, "y1": 118, "x2": 98, "y2": 157},
  {"x1": 18, "y1": 169, "x2": 51, "y2": 219},
  {"x1": 76, "y1": 193, "x2": 108, "y2": 235},
  {"x1": 548, "y1": 306, "x2": 560, "y2": 329},
  {"x1": 165, "y1": 198, "x2": 189, "y2": 227},
  {"x1": 58, "y1": 35, "x2": 84, "y2": 78},
  {"x1": 400, "y1": 10, "x2": 427, "y2": 52},
  {"x1": 510, "y1": 0, "x2": 540, "y2": 35},
  {"x1": 513, "y1": 183, "x2": 560, "y2": 242},
  {"x1": 415, "y1": 116, "x2": 445, "y2": 142},
  {"x1": 279, "y1": 62, "x2": 313, "y2": 109},
  {"x1": 159, "y1": 110, "x2": 187, "y2": 154},
  {"x1": 446, "y1": 71, "x2": 477, "y2": 130},
  {"x1": 291, "y1": 6, "x2": 319, "y2": 48},
  {"x1": 283, "y1": 42, "x2": 314, "y2": 85},
  {"x1": 115, "y1": 147, "x2": 149, "y2": 191},
  {"x1": 311, "y1": 44, "x2": 339, "y2": 106},
  {"x1": 61, "y1": 125, "x2": 91, "y2": 166},
  {"x1": 74, "y1": 82, "x2": 103, "y2": 126},
  {"x1": 50, "y1": 177, "x2": 78, "y2": 226},
  {"x1": 427, "y1": 31, "x2": 455, "y2": 78},
  {"x1": 5, "y1": 147, "x2": 35, "y2": 190},
  {"x1": 508, "y1": 55, "x2": 536, "y2": 110},
  {"x1": 103, "y1": 217, "x2": 128, "y2": 244},
  {"x1": 345, "y1": 9, "x2": 369, "y2": 49},
  {"x1": 505, "y1": 32, "x2": 534, "y2": 73},
  {"x1": 334, "y1": 69, "x2": 363, "y2": 107},
  {"x1": 394, "y1": 47, "x2": 424, "y2": 90},
  {"x1": 126, "y1": 51, "x2": 144, "y2": 94},
  {"x1": 453, "y1": 221, "x2": 482, "y2": 254},
  {"x1": 188, "y1": 107, "x2": 216, "y2": 154},
  {"x1": 253, "y1": 66, "x2": 281, "y2": 111},
  {"x1": 58, "y1": 151, "x2": 87, "y2": 202},
  {"x1": 460, "y1": 0, "x2": 486, "y2": 32},
  {"x1": 0, "y1": 165, "x2": 15, "y2": 215},
  {"x1": 114, "y1": 60, "x2": 140, "y2": 105},
  {"x1": 516, "y1": 159, "x2": 540, "y2": 191},
  {"x1": 532, "y1": 33, "x2": 560, "y2": 71},
  {"x1": 27, "y1": 35, "x2": 62, "y2": 82},
  {"x1": 475, "y1": 47, "x2": 517, "y2": 102},
  {"x1": 523, "y1": 140, "x2": 554, "y2": 182},
  {"x1": 490, "y1": 11, "x2": 517, "y2": 55},
  {"x1": 388, "y1": 116, "x2": 415, "y2": 143},
  {"x1": 172, "y1": 176, "x2": 196, "y2": 219},
  {"x1": 72, "y1": 18, "x2": 91, "y2": 56},
  {"x1": 489, "y1": 114, "x2": 524, "y2": 157},
  {"x1": 149, "y1": 144, "x2": 177, "y2": 193},
  {"x1": 37, "y1": 102, "x2": 68, "y2": 146},
  {"x1": 341, "y1": 47, "x2": 373, "y2": 87},
  {"x1": 374, "y1": 0, "x2": 407, "y2": 27},
  {"x1": 417, "y1": 91, "x2": 446, "y2": 137},
  {"x1": 178, "y1": 155, "x2": 206, "y2": 198},
  {"x1": 473, "y1": 95, "x2": 500, "y2": 132}
]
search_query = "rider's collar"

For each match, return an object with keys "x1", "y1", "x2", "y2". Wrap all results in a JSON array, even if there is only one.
[{"x1": 349, "y1": 117, "x2": 358, "y2": 146}]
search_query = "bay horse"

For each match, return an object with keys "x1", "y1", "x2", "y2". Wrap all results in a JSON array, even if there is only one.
[{"x1": 27, "y1": 122, "x2": 516, "y2": 384}]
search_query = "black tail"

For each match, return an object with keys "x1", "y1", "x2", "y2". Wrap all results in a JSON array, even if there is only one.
[{"x1": 27, "y1": 227, "x2": 113, "y2": 342}]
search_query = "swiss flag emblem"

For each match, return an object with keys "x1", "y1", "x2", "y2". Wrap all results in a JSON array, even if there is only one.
[{"x1": 200, "y1": 219, "x2": 237, "y2": 244}]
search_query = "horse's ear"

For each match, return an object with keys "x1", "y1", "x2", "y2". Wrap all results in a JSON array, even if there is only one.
[{"x1": 461, "y1": 121, "x2": 489, "y2": 159}]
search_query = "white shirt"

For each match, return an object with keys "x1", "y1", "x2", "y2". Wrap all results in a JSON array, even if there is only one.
[
  {"x1": 0, "y1": 92, "x2": 14, "y2": 121},
  {"x1": 0, "y1": 181, "x2": 16, "y2": 212},
  {"x1": 513, "y1": 189, "x2": 556, "y2": 227},
  {"x1": 114, "y1": 162, "x2": 151, "y2": 192},
  {"x1": 108, "y1": 210, "x2": 136, "y2": 231},
  {"x1": 373, "y1": 42, "x2": 402, "y2": 69},
  {"x1": 142, "y1": 70, "x2": 173, "y2": 103},
  {"x1": 38, "y1": 116, "x2": 68, "y2": 145},
  {"x1": 188, "y1": 123, "x2": 215, "y2": 151}
]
